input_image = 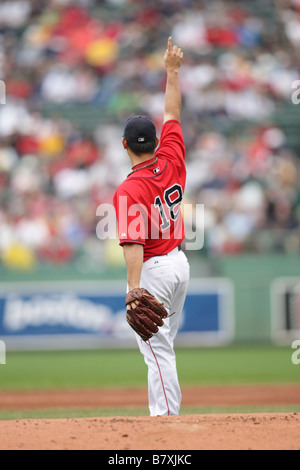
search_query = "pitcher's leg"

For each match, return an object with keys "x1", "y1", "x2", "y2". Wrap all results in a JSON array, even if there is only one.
[
  {"x1": 136, "y1": 325, "x2": 181, "y2": 416},
  {"x1": 136, "y1": 251, "x2": 190, "y2": 416}
]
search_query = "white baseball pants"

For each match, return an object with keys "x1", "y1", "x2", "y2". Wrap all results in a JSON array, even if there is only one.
[{"x1": 135, "y1": 247, "x2": 190, "y2": 416}]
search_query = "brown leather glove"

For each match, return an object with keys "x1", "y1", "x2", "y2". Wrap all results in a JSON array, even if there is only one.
[{"x1": 125, "y1": 288, "x2": 168, "y2": 341}]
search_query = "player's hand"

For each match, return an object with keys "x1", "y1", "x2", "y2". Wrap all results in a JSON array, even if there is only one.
[
  {"x1": 164, "y1": 37, "x2": 183, "y2": 72},
  {"x1": 126, "y1": 300, "x2": 139, "y2": 311}
]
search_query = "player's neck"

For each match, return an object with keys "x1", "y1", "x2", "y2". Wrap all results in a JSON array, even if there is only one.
[{"x1": 129, "y1": 153, "x2": 155, "y2": 168}]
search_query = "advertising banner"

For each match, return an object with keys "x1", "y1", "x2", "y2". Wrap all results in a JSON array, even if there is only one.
[{"x1": 0, "y1": 279, "x2": 234, "y2": 350}]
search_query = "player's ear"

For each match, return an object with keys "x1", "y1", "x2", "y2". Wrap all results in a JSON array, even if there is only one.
[
  {"x1": 155, "y1": 137, "x2": 159, "y2": 148},
  {"x1": 122, "y1": 138, "x2": 128, "y2": 149}
]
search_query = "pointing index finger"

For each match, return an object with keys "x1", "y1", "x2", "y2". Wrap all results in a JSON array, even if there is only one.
[{"x1": 167, "y1": 36, "x2": 172, "y2": 51}]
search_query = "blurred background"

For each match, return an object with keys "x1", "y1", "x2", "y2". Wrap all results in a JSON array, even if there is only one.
[{"x1": 0, "y1": 0, "x2": 300, "y2": 348}]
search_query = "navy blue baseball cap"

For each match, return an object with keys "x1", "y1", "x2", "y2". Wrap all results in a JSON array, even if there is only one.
[{"x1": 123, "y1": 115, "x2": 156, "y2": 144}]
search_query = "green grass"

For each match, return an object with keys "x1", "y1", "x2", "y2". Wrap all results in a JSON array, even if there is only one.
[
  {"x1": 0, "y1": 345, "x2": 299, "y2": 391},
  {"x1": 0, "y1": 348, "x2": 146, "y2": 391},
  {"x1": 1, "y1": 405, "x2": 300, "y2": 422},
  {"x1": 176, "y1": 345, "x2": 300, "y2": 386},
  {"x1": 0, "y1": 407, "x2": 149, "y2": 421}
]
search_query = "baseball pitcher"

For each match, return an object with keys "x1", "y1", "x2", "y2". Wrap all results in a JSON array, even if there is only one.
[{"x1": 113, "y1": 37, "x2": 190, "y2": 416}]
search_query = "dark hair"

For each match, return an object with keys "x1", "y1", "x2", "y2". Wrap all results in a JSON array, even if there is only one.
[{"x1": 127, "y1": 140, "x2": 157, "y2": 157}]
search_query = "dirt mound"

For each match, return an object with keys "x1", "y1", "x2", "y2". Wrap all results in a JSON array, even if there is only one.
[
  {"x1": 0, "y1": 413, "x2": 299, "y2": 450},
  {"x1": 0, "y1": 384, "x2": 299, "y2": 450}
]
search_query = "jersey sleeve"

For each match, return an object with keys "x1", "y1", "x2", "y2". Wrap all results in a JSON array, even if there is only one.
[
  {"x1": 156, "y1": 120, "x2": 185, "y2": 167},
  {"x1": 113, "y1": 186, "x2": 146, "y2": 247}
]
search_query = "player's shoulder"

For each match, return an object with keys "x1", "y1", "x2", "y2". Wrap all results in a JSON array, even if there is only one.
[
  {"x1": 114, "y1": 179, "x2": 131, "y2": 196},
  {"x1": 114, "y1": 174, "x2": 143, "y2": 201}
]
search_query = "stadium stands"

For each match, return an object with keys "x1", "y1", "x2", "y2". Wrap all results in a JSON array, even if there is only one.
[{"x1": 0, "y1": 0, "x2": 299, "y2": 270}]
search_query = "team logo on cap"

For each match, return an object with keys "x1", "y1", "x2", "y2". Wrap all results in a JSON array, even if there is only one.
[{"x1": 138, "y1": 137, "x2": 145, "y2": 142}]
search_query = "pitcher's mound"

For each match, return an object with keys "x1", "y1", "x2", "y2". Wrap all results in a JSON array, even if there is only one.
[{"x1": 0, "y1": 413, "x2": 299, "y2": 450}]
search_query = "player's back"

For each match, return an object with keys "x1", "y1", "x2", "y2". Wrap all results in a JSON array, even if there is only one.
[{"x1": 114, "y1": 120, "x2": 186, "y2": 260}]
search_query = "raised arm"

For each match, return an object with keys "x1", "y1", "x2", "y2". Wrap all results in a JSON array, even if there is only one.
[{"x1": 163, "y1": 37, "x2": 183, "y2": 124}]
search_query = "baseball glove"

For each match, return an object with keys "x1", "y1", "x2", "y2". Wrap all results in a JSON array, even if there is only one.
[{"x1": 125, "y1": 288, "x2": 169, "y2": 341}]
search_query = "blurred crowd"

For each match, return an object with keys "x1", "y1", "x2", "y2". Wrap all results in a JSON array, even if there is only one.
[{"x1": 0, "y1": 0, "x2": 300, "y2": 270}]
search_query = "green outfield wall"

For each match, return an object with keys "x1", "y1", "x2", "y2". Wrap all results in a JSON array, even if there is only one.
[{"x1": 212, "y1": 254, "x2": 300, "y2": 343}]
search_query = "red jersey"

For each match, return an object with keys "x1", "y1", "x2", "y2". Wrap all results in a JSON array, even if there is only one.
[{"x1": 113, "y1": 120, "x2": 186, "y2": 261}]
